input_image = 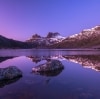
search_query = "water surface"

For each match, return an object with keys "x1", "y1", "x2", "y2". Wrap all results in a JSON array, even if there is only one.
[{"x1": 0, "y1": 49, "x2": 100, "y2": 99}]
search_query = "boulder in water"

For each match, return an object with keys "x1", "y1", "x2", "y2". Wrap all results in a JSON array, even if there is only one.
[
  {"x1": 0, "y1": 66, "x2": 22, "y2": 80},
  {"x1": 32, "y1": 60, "x2": 64, "y2": 72}
]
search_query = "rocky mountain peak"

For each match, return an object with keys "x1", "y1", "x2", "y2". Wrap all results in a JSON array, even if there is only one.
[
  {"x1": 92, "y1": 25, "x2": 100, "y2": 31},
  {"x1": 50, "y1": 25, "x2": 100, "y2": 49},
  {"x1": 26, "y1": 32, "x2": 65, "y2": 47},
  {"x1": 82, "y1": 25, "x2": 100, "y2": 33},
  {"x1": 69, "y1": 25, "x2": 100, "y2": 39},
  {"x1": 46, "y1": 32, "x2": 60, "y2": 38},
  {"x1": 32, "y1": 34, "x2": 41, "y2": 39}
]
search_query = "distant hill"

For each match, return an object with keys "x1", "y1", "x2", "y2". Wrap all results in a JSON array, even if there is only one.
[
  {"x1": 0, "y1": 35, "x2": 33, "y2": 49},
  {"x1": 50, "y1": 26, "x2": 100, "y2": 49}
]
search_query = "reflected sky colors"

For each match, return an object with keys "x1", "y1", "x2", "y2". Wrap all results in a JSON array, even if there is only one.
[{"x1": 0, "y1": 50, "x2": 100, "y2": 99}]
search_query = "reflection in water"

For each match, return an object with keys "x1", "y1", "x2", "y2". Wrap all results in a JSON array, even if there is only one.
[
  {"x1": 0, "y1": 76, "x2": 22, "y2": 88},
  {"x1": 28, "y1": 55, "x2": 65, "y2": 63},
  {"x1": 28, "y1": 55, "x2": 100, "y2": 72},
  {"x1": 0, "y1": 50, "x2": 100, "y2": 99},
  {"x1": 27, "y1": 56, "x2": 50, "y2": 63},
  {"x1": 63, "y1": 55, "x2": 100, "y2": 71}
]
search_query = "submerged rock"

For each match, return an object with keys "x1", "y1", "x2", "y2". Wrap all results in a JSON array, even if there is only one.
[
  {"x1": 0, "y1": 66, "x2": 22, "y2": 80},
  {"x1": 32, "y1": 60, "x2": 64, "y2": 72}
]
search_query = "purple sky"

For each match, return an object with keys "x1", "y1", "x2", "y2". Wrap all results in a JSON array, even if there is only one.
[{"x1": 0, "y1": 0, "x2": 100, "y2": 41}]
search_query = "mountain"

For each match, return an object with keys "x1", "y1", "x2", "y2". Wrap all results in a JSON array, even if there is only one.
[
  {"x1": 1, "y1": 25, "x2": 100, "y2": 49},
  {"x1": 26, "y1": 32, "x2": 65, "y2": 48},
  {"x1": 50, "y1": 26, "x2": 100, "y2": 49},
  {"x1": 0, "y1": 35, "x2": 33, "y2": 49},
  {"x1": 47, "y1": 32, "x2": 61, "y2": 38}
]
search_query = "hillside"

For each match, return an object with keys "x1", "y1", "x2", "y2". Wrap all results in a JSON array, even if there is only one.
[
  {"x1": 0, "y1": 35, "x2": 33, "y2": 49},
  {"x1": 49, "y1": 26, "x2": 100, "y2": 49}
]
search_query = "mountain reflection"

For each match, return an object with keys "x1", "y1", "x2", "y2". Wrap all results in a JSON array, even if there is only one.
[
  {"x1": 28, "y1": 55, "x2": 65, "y2": 63},
  {"x1": 28, "y1": 56, "x2": 51, "y2": 63},
  {"x1": 64, "y1": 55, "x2": 100, "y2": 71},
  {"x1": 28, "y1": 55, "x2": 100, "y2": 72}
]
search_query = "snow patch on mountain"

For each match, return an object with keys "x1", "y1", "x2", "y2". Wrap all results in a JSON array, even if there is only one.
[
  {"x1": 68, "y1": 25, "x2": 100, "y2": 39},
  {"x1": 26, "y1": 32, "x2": 66, "y2": 46}
]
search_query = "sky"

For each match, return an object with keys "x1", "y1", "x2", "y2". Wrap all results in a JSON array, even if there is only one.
[{"x1": 0, "y1": 0, "x2": 100, "y2": 41}]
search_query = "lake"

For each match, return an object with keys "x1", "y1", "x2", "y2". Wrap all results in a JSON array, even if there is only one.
[{"x1": 0, "y1": 49, "x2": 100, "y2": 99}]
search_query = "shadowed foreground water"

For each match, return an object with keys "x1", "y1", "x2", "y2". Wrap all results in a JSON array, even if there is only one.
[{"x1": 0, "y1": 49, "x2": 100, "y2": 99}]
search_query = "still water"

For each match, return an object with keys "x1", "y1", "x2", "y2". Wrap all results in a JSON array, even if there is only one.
[{"x1": 0, "y1": 49, "x2": 100, "y2": 99}]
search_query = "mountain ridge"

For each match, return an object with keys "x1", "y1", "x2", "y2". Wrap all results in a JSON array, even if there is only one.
[
  {"x1": 26, "y1": 32, "x2": 65, "y2": 48},
  {"x1": 0, "y1": 25, "x2": 100, "y2": 49},
  {"x1": 49, "y1": 25, "x2": 100, "y2": 49},
  {"x1": 0, "y1": 35, "x2": 33, "y2": 49}
]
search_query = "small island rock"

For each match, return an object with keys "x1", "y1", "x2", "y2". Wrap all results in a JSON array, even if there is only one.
[
  {"x1": 32, "y1": 60, "x2": 64, "y2": 72},
  {"x1": 0, "y1": 66, "x2": 22, "y2": 80}
]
